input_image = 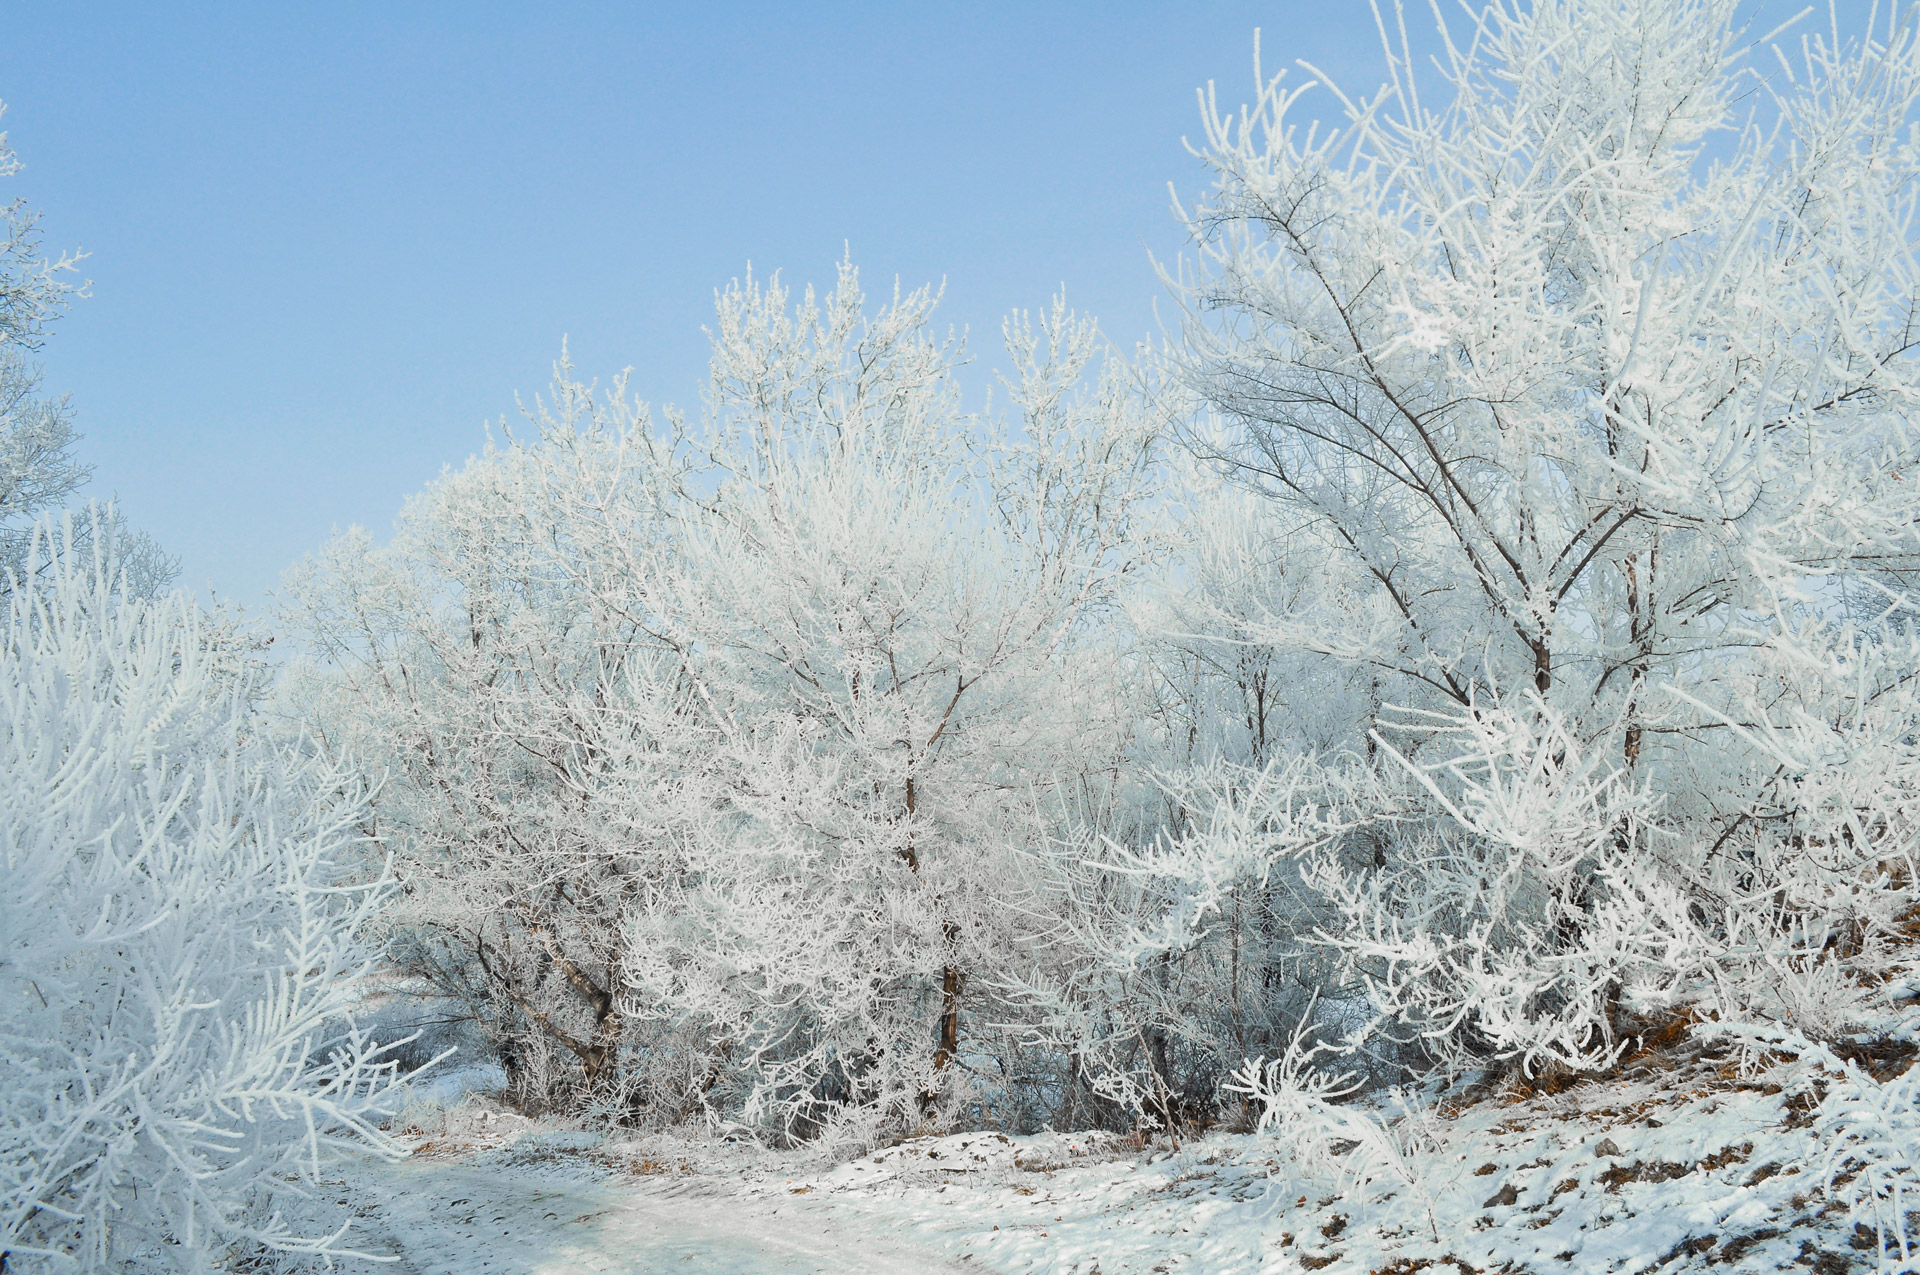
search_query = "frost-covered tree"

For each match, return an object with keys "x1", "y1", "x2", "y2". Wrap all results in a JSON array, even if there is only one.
[
  {"x1": 283, "y1": 263, "x2": 1163, "y2": 1140},
  {"x1": 1, "y1": 523, "x2": 410, "y2": 1271},
  {"x1": 0, "y1": 105, "x2": 171, "y2": 596},
  {"x1": 0, "y1": 107, "x2": 79, "y2": 355},
  {"x1": 281, "y1": 387, "x2": 703, "y2": 1112},
  {"x1": 1125, "y1": 0, "x2": 1920, "y2": 1083},
  {"x1": 615, "y1": 271, "x2": 1160, "y2": 1141},
  {"x1": 1176, "y1": 0, "x2": 1920, "y2": 740},
  {"x1": 1007, "y1": 466, "x2": 1384, "y2": 1129}
]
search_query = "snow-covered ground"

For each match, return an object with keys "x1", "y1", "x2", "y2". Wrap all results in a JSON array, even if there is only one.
[
  {"x1": 338, "y1": 1153, "x2": 976, "y2": 1273},
  {"x1": 321, "y1": 1040, "x2": 1895, "y2": 1275}
]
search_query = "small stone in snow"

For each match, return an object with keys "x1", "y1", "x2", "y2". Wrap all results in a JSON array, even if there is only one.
[{"x1": 1593, "y1": 1138, "x2": 1622, "y2": 1158}]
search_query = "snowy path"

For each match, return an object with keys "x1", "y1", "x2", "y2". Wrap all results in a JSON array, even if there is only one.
[{"x1": 349, "y1": 1157, "x2": 979, "y2": 1274}]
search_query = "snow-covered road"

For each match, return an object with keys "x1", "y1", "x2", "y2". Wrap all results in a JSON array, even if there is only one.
[{"x1": 348, "y1": 1157, "x2": 977, "y2": 1274}]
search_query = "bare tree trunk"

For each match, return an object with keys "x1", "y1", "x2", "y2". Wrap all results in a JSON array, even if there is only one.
[
  {"x1": 935, "y1": 925, "x2": 962, "y2": 1073},
  {"x1": 1623, "y1": 551, "x2": 1648, "y2": 769},
  {"x1": 903, "y1": 773, "x2": 964, "y2": 1111}
]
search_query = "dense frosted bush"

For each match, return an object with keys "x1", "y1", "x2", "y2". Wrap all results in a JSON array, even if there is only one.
[{"x1": 0, "y1": 529, "x2": 408, "y2": 1270}]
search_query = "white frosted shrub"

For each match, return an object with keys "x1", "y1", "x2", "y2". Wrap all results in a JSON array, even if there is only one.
[
  {"x1": 0, "y1": 531, "x2": 408, "y2": 1271},
  {"x1": 1226, "y1": 1011, "x2": 1441, "y2": 1239}
]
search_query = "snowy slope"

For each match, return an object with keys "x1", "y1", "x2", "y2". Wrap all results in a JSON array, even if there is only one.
[{"x1": 754, "y1": 1088, "x2": 1874, "y2": 1274}]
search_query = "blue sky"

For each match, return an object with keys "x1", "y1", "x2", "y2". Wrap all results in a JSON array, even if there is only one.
[{"x1": 0, "y1": 1, "x2": 1839, "y2": 608}]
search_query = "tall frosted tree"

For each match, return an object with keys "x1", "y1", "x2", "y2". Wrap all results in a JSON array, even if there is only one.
[{"x1": 1129, "y1": 0, "x2": 1920, "y2": 1081}]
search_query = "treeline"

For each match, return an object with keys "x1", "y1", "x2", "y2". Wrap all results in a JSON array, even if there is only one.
[{"x1": 283, "y1": 0, "x2": 1920, "y2": 1150}]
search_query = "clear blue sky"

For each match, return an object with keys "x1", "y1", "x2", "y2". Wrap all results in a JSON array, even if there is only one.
[{"x1": 0, "y1": 1, "x2": 1833, "y2": 608}]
